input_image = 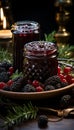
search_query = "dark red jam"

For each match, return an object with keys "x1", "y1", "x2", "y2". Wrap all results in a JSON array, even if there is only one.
[
  {"x1": 23, "y1": 41, "x2": 58, "y2": 83},
  {"x1": 11, "y1": 21, "x2": 40, "y2": 72}
]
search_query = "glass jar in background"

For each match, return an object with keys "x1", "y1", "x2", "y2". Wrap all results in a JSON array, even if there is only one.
[
  {"x1": 11, "y1": 21, "x2": 41, "y2": 72},
  {"x1": 23, "y1": 41, "x2": 58, "y2": 83}
]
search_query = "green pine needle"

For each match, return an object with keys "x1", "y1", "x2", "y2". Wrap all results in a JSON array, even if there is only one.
[
  {"x1": 0, "y1": 101, "x2": 38, "y2": 128},
  {"x1": 10, "y1": 69, "x2": 23, "y2": 80},
  {"x1": 0, "y1": 47, "x2": 12, "y2": 63},
  {"x1": 44, "y1": 30, "x2": 56, "y2": 42}
]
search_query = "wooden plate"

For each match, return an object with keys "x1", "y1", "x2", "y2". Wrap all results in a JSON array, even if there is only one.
[{"x1": 0, "y1": 83, "x2": 74, "y2": 100}]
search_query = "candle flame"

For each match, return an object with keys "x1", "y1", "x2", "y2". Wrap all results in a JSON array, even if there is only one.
[
  {"x1": 0, "y1": 8, "x2": 4, "y2": 21},
  {"x1": 3, "y1": 16, "x2": 6, "y2": 29}
]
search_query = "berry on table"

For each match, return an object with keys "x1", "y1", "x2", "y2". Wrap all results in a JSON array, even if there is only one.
[
  {"x1": 60, "y1": 94, "x2": 71, "y2": 108},
  {"x1": 38, "y1": 115, "x2": 48, "y2": 128}
]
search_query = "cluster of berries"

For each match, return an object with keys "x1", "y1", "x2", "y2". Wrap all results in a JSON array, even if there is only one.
[
  {"x1": 58, "y1": 65, "x2": 74, "y2": 84},
  {"x1": 0, "y1": 61, "x2": 14, "y2": 89},
  {"x1": 0, "y1": 60, "x2": 74, "y2": 92},
  {"x1": 0, "y1": 74, "x2": 69, "y2": 93}
]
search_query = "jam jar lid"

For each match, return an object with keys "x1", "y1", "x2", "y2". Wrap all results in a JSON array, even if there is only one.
[
  {"x1": 24, "y1": 41, "x2": 57, "y2": 57},
  {"x1": 11, "y1": 21, "x2": 40, "y2": 34}
]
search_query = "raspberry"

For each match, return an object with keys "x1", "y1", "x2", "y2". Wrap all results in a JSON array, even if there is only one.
[
  {"x1": 65, "y1": 74, "x2": 73, "y2": 84},
  {"x1": 58, "y1": 66, "x2": 61, "y2": 74},
  {"x1": 32, "y1": 80, "x2": 39, "y2": 88},
  {"x1": 63, "y1": 67, "x2": 72, "y2": 74},
  {"x1": 7, "y1": 79, "x2": 13, "y2": 86},
  {"x1": 36, "y1": 86, "x2": 43, "y2": 92},
  {"x1": 8, "y1": 66, "x2": 14, "y2": 75},
  {"x1": 0, "y1": 82, "x2": 7, "y2": 89}
]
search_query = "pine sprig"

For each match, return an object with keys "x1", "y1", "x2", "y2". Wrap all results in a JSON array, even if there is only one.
[
  {"x1": 44, "y1": 30, "x2": 56, "y2": 42},
  {"x1": 44, "y1": 31, "x2": 74, "y2": 59},
  {"x1": 57, "y1": 44, "x2": 74, "y2": 58},
  {"x1": 10, "y1": 69, "x2": 23, "y2": 80},
  {"x1": 0, "y1": 47, "x2": 12, "y2": 63},
  {"x1": 0, "y1": 100, "x2": 38, "y2": 128}
]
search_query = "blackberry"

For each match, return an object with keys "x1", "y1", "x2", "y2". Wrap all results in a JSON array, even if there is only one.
[
  {"x1": 10, "y1": 78, "x2": 22, "y2": 92},
  {"x1": 44, "y1": 75, "x2": 61, "y2": 86},
  {"x1": 3, "y1": 86, "x2": 10, "y2": 91},
  {"x1": 55, "y1": 83, "x2": 62, "y2": 89},
  {"x1": 60, "y1": 94, "x2": 71, "y2": 108},
  {"x1": 22, "y1": 84, "x2": 36, "y2": 92},
  {"x1": 12, "y1": 76, "x2": 26, "y2": 85},
  {"x1": 0, "y1": 72, "x2": 9, "y2": 82},
  {"x1": 0, "y1": 61, "x2": 12, "y2": 71},
  {"x1": 61, "y1": 81, "x2": 68, "y2": 87},
  {"x1": 38, "y1": 115, "x2": 48, "y2": 128},
  {"x1": 0, "y1": 67, "x2": 6, "y2": 73},
  {"x1": 44, "y1": 85, "x2": 55, "y2": 91}
]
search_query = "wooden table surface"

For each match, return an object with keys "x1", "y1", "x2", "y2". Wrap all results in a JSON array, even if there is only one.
[
  {"x1": 0, "y1": 118, "x2": 74, "y2": 130},
  {"x1": 0, "y1": 90, "x2": 74, "y2": 130}
]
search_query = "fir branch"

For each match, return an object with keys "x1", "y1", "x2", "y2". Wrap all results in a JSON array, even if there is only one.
[
  {"x1": 0, "y1": 101, "x2": 38, "y2": 128},
  {"x1": 57, "y1": 44, "x2": 74, "y2": 59},
  {"x1": 0, "y1": 47, "x2": 12, "y2": 63},
  {"x1": 10, "y1": 69, "x2": 23, "y2": 80},
  {"x1": 44, "y1": 30, "x2": 56, "y2": 42}
]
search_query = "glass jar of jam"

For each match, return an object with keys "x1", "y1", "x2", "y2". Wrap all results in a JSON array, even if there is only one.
[
  {"x1": 23, "y1": 41, "x2": 58, "y2": 83},
  {"x1": 11, "y1": 21, "x2": 40, "y2": 72}
]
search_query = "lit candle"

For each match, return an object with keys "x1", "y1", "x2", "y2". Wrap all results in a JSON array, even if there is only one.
[
  {"x1": 0, "y1": 30, "x2": 12, "y2": 39},
  {"x1": 0, "y1": 13, "x2": 12, "y2": 39}
]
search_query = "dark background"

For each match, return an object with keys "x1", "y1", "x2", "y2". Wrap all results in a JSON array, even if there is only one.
[{"x1": 4, "y1": 0, "x2": 74, "y2": 44}]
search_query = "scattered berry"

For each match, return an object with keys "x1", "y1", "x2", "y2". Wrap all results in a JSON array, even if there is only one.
[
  {"x1": 38, "y1": 115, "x2": 48, "y2": 128},
  {"x1": 60, "y1": 94, "x2": 71, "y2": 108}
]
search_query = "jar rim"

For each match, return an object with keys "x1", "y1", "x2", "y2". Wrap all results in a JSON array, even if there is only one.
[
  {"x1": 24, "y1": 41, "x2": 57, "y2": 57},
  {"x1": 11, "y1": 20, "x2": 40, "y2": 34}
]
